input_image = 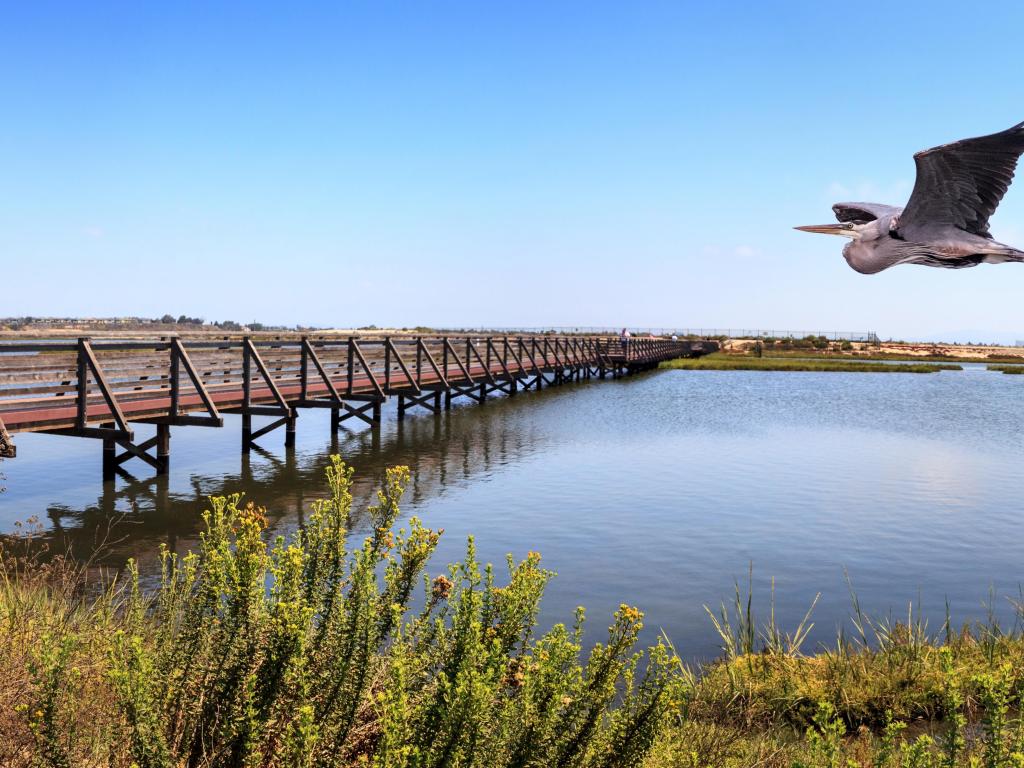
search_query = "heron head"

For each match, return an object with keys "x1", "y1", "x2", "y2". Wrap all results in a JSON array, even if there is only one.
[
  {"x1": 795, "y1": 215, "x2": 895, "y2": 273},
  {"x1": 793, "y1": 222, "x2": 863, "y2": 238}
]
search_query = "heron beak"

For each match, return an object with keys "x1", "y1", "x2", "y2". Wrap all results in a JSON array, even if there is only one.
[{"x1": 794, "y1": 223, "x2": 857, "y2": 238}]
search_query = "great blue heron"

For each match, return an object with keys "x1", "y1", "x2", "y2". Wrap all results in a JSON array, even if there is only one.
[{"x1": 796, "y1": 121, "x2": 1024, "y2": 274}]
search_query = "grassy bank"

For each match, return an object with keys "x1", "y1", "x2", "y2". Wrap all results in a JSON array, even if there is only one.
[
  {"x1": 751, "y1": 350, "x2": 1024, "y2": 364},
  {"x1": 988, "y1": 364, "x2": 1024, "y2": 375},
  {"x1": 2, "y1": 460, "x2": 1024, "y2": 767},
  {"x1": 661, "y1": 354, "x2": 962, "y2": 374}
]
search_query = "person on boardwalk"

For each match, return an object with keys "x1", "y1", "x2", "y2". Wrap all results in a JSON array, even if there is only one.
[{"x1": 620, "y1": 328, "x2": 631, "y2": 357}]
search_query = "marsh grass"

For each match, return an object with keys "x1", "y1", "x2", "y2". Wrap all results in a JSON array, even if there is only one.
[
  {"x1": 661, "y1": 354, "x2": 961, "y2": 374},
  {"x1": 647, "y1": 573, "x2": 1024, "y2": 768},
  {"x1": 987, "y1": 365, "x2": 1024, "y2": 375}
]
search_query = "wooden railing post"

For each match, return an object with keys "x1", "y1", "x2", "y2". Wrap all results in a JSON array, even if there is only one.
[
  {"x1": 346, "y1": 337, "x2": 355, "y2": 395},
  {"x1": 300, "y1": 335, "x2": 308, "y2": 401},
  {"x1": 169, "y1": 336, "x2": 180, "y2": 418},
  {"x1": 416, "y1": 337, "x2": 423, "y2": 387},
  {"x1": 76, "y1": 337, "x2": 88, "y2": 429},
  {"x1": 242, "y1": 337, "x2": 252, "y2": 451}
]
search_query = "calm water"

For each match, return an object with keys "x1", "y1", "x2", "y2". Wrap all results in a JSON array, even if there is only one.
[{"x1": 2, "y1": 364, "x2": 1023, "y2": 661}]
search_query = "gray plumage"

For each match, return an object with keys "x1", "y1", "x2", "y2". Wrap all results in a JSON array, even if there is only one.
[{"x1": 796, "y1": 121, "x2": 1024, "y2": 274}]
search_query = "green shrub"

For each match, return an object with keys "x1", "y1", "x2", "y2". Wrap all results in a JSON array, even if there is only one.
[{"x1": 13, "y1": 457, "x2": 676, "y2": 767}]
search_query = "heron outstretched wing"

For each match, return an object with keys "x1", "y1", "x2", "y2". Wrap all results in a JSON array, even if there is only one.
[
  {"x1": 832, "y1": 202, "x2": 902, "y2": 223},
  {"x1": 899, "y1": 121, "x2": 1024, "y2": 239}
]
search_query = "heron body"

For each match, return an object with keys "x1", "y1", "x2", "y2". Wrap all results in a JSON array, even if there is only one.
[{"x1": 797, "y1": 122, "x2": 1024, "y2": 274}]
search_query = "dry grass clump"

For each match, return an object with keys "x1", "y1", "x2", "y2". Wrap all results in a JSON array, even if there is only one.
[{"x1": 0, "y1": 528, "x2": 126, "y2": 766}]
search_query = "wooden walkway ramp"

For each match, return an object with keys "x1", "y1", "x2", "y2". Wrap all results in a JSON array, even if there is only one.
[{"x1": 0, "y1": 334, "x2": 716, "y2": 477}]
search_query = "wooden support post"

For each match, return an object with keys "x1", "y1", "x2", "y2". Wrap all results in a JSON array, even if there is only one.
[
  {"x1": 285, "y1": 414, "x2": 296, "y2": 448},
  {"x1": 434, "y1": 391, "x2": 441, "y2": 410},
  {"x1": 102, "y1": 434, "x2": 116, "y2": 481},
  {"x1": 242, "y1": 413, "x2": 252, "y2": 452},
  {"x1": 331, "y1": 408, "x2": 340, "y2": 431},
  {"x1": 156, "y1": 423, "x2": 170, "y2": 475},
  {"x1": 373, "y1": 401, "x2": 382, "y2": 423},
  {"x1": 398, "y1": 395, "x2": 406, "y2": 421}
]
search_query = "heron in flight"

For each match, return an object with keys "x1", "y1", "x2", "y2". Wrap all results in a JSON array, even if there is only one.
[{"x1": 796, "y1": 121, "x2": 1024, "y2": 273}]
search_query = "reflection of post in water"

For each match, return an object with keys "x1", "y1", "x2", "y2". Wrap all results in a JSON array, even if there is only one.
[
  {"x1": 240, "y1": 450, "x2": 253, "y2": 487},
  {"x1": 29, "y1": 389, "x2": 552, "y2": 567}
]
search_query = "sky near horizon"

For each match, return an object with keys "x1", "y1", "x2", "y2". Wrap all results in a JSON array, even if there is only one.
[{"x1": 4, "y1": 2, "x2": 1024, "y2": 340}]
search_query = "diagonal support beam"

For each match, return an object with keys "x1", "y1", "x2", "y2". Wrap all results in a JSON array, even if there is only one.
[
  {"x1": 103, "y1": 423, "x2": 171, "y2": 479},
  {"x1": 488, "y1": 338, "x2": 514, "y2": 382},
  {"x1": 466, "y1": 339, "x2": 496, "y2": 384},
  {"x1": 332, "y1": 400, "x2": 381, "y2": 427},
  {"x1": 350, "y1": 339, "x2": 386, "y2": 399},
  {"x1": 302, "y1": 338, "x2": 343, "y2": 402},
  {"x1": 448, "y1": 383, "x2": 485, "y2": 404},
  {"x1": 79, "y1": 338, "x2": 132, "y2": 437},
  {"x1": 244, "y1": 338, "x2": 291, "y2": 412},
  {"x1": 417, "y1": 338, "x2": 449, "y2": 388},
  {"x1": 249, "y1": 417, "x2": 290, "y2": 442},
  {"x1": 113, "y1": 435, "x2": 161, "y2": 468},
  {"x1": 443, "y1": 337, "x2": 475, "y2": 384},
  {"x1": 385, "y1": 338, "x2": 419, "y2": 394},
  {"x1": 169, "y1": 338, "x2": 222, "y2": 426}
]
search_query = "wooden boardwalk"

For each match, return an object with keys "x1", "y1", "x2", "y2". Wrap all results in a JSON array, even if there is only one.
[{"x1": 0, "y1": 334, "x2": 716, "y2": 477}]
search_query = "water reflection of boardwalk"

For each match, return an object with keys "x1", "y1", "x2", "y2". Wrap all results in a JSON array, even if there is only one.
[{"x1": 28, "y1": 387, "x2": 558, "y2": 570}]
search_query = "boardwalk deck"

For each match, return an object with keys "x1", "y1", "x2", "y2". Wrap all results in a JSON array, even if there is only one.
[{"x1": 0, "y1": 334, "x2": 716, "y2": 475}]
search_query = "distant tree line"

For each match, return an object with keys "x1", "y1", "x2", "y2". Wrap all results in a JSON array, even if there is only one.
[
  {"x1": 157, "y1": 316, "x2": 268, "y2": 331},
  {"x1": 0, "y1": 316, "x2": 305, "y2": 333},
  {"x1": 159, "y1": 314, "x2": 204, "y2": 325}
]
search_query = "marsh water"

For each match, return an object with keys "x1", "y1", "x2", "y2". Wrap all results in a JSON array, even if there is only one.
[{"x1": 3, "y1": 364, "x2": 1024, "y2": 661}]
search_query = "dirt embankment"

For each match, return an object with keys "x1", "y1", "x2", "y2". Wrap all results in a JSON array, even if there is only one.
[{"x1": 722, "y1": 338, "x2": 1024, "y2": 361}]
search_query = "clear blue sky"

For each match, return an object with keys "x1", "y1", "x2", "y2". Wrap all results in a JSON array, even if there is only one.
[{"x1": 4, "y1": 2, "x2": 1024, "y2": 339}]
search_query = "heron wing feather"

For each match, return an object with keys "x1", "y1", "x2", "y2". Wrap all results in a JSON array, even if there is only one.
[
  {"x1": 832, "y1": 202, "x2": 902, "y2": 222},
  {"x1": 900, "y1": 121, "x2": 1024, "y2": 238}
]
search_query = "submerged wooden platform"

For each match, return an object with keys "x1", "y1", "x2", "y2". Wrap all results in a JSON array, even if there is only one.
[{"x1": 0, "y1": 334, "x2": 716, "y2": 477}]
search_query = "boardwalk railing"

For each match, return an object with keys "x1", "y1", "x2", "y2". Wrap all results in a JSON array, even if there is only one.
[{"x1": 0, "y1": 334, "x2": 716, "y2": 474}]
